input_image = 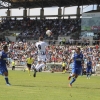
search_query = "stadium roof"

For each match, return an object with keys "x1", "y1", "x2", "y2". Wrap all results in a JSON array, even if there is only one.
[{"x1": 0, "y1": 0, "x2": 100, "y2": 9}]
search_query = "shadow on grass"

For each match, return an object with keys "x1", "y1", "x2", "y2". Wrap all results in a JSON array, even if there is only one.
[
  {"x1": 72, "y1": 86, "x2": 100, "y2": 90},
  {"x1": 12, "y1": 85, "x2": 100, "y2": 90},
  {"x1": 13, "y1": 85, "x2": 37, "y2": 87}
]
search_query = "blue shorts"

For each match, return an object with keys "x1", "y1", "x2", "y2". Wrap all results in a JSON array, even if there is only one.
[
  {"x1": 86, "y1": 68, "x2": 92, "y2": 73},
  {"x1": 72, "y1": 68, "x2": 82, "y2": 75},
  {"x1": 0, "y1": 67, "x2": 8, "y2": 75}
]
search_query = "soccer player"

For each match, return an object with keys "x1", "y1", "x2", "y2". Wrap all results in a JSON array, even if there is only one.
[
  {"x1": 33, "y1": 37, "x2": 48, "y2": 77},
  {"x1": 86, "y1": 57, "x2": 92, "y2": 79},
  {"x1": 62, "y1": 61, "x2": 67, "y2": 73},
  {"x1": 26, "y1": 55, "x2": 34, "y2": 76},
  {"x1": 0, "y1": 45, "x2": 11, "y2": 86},
  {"x1": 11, "y1": 59, "x2": 16, "y2": 70},
  {"x1": 68, "y1": 47, "x2": 84, "y2": 87}
]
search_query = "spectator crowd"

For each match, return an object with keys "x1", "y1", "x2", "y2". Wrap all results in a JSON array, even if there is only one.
[
  {"x1": 0, "y1": 18, "x2": 100, "y2": 73},
  {"x1": 0, "y1": 41, "x2": 99, "y2": 73},
  {"x1": 0, "y1": 18, "x2": 81, "y2": 40}
]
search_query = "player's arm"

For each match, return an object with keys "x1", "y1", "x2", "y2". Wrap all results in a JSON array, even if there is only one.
[
  {"x1": 35, "y1": 43, "x2": 38, "y2": 49},
  {"x1": 67, "y1": 59, "x2": 73, "y2": 70},
  {"x1": 67, "y1": 54, "x2": 74, "y2": 69},
  {"x1": 6, "y1": 56, "x2": 10, "y2": 67},
  {"x1": 69, "y1": 53, "x2": 74, "y2": 64},
  {"x1": 0, "y1": 52, "x2": 2, "y2": 59},
  {"x1": 69, "y1": 59, "x2": 73, "y2": 65}
]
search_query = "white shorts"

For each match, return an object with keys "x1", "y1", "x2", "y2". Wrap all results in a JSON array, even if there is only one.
[{"x1": 37, "y1": 55, "x2": 46, "y2": 62}]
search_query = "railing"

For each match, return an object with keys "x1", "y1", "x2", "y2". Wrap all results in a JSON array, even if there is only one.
[
  {"x1": 22, "y1": 39, "x2": 100, "y2": 46},
  {"x1": 8, "y1": 60, "x2": 98, "y2": 74},
  {"x1": 0, "y1": 14, "x2": 81, "y2": 19}
]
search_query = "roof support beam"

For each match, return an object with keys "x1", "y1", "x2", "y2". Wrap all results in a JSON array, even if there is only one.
[{"x1": 0, "y1": 0, "x2": 100, "y2": 9}]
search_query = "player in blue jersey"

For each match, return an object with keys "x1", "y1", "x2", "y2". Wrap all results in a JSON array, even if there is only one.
[
  {"x1": 0, "y1": 45, "x2": 11, "y2": 86},
  {"x1": 86, "y1": 57, "x2": 92, "y2": 79},
  {"x1": 68, "y1": 47, "x2": 84, "y2": 87}
]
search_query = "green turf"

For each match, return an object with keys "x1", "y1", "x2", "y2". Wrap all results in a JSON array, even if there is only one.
[{"x1": 0, "y1": 70, "x2": 100, "y2": 100}]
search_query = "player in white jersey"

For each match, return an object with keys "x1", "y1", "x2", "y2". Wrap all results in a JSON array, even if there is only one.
[{"x1": 33, "y1": 37, "x2": 48, "y2": 77}]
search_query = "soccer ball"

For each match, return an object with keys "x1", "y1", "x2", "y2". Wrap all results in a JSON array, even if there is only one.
[{"x1": 46, "y1": 30, "x2": 52, "y2": 36}]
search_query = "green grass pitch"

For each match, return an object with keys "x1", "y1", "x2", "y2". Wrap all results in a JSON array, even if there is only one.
[{"x1": 0, "y1": 70, "x2": 100, "y2": 100}]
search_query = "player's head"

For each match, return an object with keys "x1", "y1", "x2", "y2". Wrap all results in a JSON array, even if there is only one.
[
  {"x1": 76, "y1": 47, "x2": 81, "y2": 54},
  {"x1": 3, "y1": 45, "x2": 8, "y2": 52},
  {"x1": 39, "y1": 37, "x2": 43, "y2": 41}
]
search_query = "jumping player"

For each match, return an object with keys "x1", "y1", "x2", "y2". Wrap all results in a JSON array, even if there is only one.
[{"x1": 33, "y1": 37, "x2": 48, "y2": 77}]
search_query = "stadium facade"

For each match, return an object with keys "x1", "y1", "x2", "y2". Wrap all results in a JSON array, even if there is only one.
[
  {"x1": 0, "y1": 0, "x2": 100, "y2": 43},
  {"x1": 0, "y1": 0, "x2": 100, "y2": 19}
]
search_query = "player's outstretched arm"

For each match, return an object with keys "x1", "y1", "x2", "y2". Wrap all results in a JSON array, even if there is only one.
[{"x1": 67, "y1": 59, "x2": 73, "y2": 70}]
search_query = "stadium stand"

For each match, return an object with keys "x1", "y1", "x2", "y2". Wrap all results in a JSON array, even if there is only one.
[
  {"x1": 0, "y1": 0, "x2": 100, "y2": 75},
  {"x1": 0, "y1": 18, "x2": 81, "y2": 40}
]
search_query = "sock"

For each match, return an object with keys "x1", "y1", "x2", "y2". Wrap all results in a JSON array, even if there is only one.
[
  {"x1": 5, "y1": 76, "x2": 9, "y2": 84},
  {"x1": 70, "y1": 77, "x2": 76, "y2": 85}
]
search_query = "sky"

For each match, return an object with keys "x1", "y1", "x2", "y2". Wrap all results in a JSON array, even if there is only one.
[{"x1": 0, "y1": 5, "x2": 97, "y2": 19}]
